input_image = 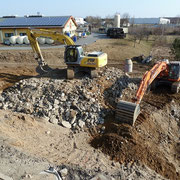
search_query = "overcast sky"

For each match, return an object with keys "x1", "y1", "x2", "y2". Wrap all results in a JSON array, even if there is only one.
[{"x1": 0, "y1": 0, "x2": 179, "y2": 18}]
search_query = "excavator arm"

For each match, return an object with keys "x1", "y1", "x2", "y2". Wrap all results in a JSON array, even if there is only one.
[
  {"x1": 116, "y1": 61, "x2": 168, "y2": 125},
  {"x1": 135, "y1": 61, "x2": 168, "y2": 104},
  {"x1": 26, "y1": 29, "x2": 75, "y2": 72}
]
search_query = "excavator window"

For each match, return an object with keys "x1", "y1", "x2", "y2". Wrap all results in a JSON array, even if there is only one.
[
  {"x1": 65, "y1": 48, "x2": 78, "y2": 62},
  {"x1": 169, "y1": 64, "x2": 180, "y2": 79}
]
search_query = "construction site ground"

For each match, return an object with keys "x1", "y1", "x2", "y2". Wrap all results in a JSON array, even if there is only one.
[{"x1": 0, "y1": 37, "x2": 179, "y2": 180}]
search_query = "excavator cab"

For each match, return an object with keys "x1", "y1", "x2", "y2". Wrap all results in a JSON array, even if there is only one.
[
  {"x1": 64, "y1": 45, "x2": 84, "y2": 64},
  {"x1": 65, "y1": 47, "x2": 78, "y2": 63},
  {"x1": 168, "y1": 62, "x2": 180, "y2": 80}
]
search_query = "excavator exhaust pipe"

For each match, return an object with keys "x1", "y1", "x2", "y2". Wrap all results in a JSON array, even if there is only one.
[{"x1": 116, "y1": 100, "x2": 140, "y2": 126}]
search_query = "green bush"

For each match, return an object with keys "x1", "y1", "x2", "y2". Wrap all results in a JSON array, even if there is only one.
[{"x1": 172, "y1": 38, "x2": 180, "y2": 60}]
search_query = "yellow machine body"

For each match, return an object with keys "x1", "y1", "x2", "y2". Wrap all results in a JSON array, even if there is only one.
[{"x1": 80, "y1": 53, "x2": 108, "y2": 68}]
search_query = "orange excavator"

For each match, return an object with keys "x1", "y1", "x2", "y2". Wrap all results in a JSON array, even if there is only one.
[{"x1": 116, "y1": 60, "x2": 180, "y2": 125}]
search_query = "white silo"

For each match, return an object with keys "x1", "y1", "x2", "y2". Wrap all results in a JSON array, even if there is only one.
[
  {"x1": 114, "y1": 14, "x2": 121, "y2": 28},
  {"x1": 23, "y1": 36, "x2": 30, "y2": 44},
  {"x1": 9, "y1": 36, "x2": 19, "y2": 44},
  {"x1": 16, "y1": 36, "x2": 25, "y2": 44},
  {"x1": 45, "y1": 38, "x2": 54, "y2": 44},
  {"x1": 37, "y1": 37, "x2": 46, "y2": 44}
]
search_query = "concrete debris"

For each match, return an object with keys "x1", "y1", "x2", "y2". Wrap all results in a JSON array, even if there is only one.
[
  {"x1": 43, "y1": 167, "x2": 62, "y2": 180},
  {"x1": 59, "y1": 168, "x2": 68, "y2": 177},
  {"x1": 62, "y1": 121, "x2": 72, "y2": 129},
  {"x1": 90, "y1": 173, "x2": 115, "y2": 180},
  {"x1": 0, "y1": 67, "x2": 138, "y2": 131}
]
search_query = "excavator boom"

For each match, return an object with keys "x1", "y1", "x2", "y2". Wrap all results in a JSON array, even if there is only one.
[
  {"x1": 26, "y1": 29, "x2": 75, "y2": 72},
  {"x1": 135, "y1": 61, "x2": 168, "y2": 104},
  {"x1": 116, "y1": 61, "x2": 168, "y2": 125}
]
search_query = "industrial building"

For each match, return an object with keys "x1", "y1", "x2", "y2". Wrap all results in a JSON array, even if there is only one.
[
  {"x1": 129, "y1": 17, "x2": 170, "y2": 25},
  {"x1": 0, "y1": 15, "x2": 77, "y2": 43}
]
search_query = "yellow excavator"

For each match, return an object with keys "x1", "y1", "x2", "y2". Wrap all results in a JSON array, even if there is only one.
[{"x1": 26, "y1": 29, "x2": 107, "y2": 79}]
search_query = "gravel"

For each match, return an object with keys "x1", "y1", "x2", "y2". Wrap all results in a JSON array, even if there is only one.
[{"x1": 0, "y1": 67, "x2": 138, "y2": 131}]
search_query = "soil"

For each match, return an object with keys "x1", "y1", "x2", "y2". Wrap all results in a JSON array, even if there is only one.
[
  {"x1": 91, "y1": 111, "x2": 179, "y2": 180},
  {"x1": 0, "y1": 38, "x2": 179, "y2": 179}
]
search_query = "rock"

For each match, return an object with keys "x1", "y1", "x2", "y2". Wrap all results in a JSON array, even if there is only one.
[
  {"x1": 0, "y1": 172, "x2": 13, "y2": 180},
  {"x1": 61, "y1": 97, "x2": 67, "y2": 102},
  {"x1": 91, "y1": 98, "x2": 96, "y2": 103},
  {"x1": 70, "y1": 109, "x2": 77, "y2": 118},
  {"x1": 0, "y1": 96, "x2": 4, "y2": 102},
  {"x1": 58, "y1": 116, "x2": 63, "y2": 123},
  {"x1": 24, "y1": 174, "x2": 33, "y2": 178},
  {"x1": 78, "y1": 120, "x2": 85, "y2": 128},
  {"x1": 45, "y1": 131, "x2": 51, "y2": 135},
  {"x1": 54, "y1": 99, "x2": 59, "y2": 105},
  {"x1": 60, "y1": 168, "x2": 68, "y2": 177},
  {"x1": 90, "y1": 173, "x2": 113, "y2": 180},
  {"x1": 70, "y1": 116, "x2": 76, "y2": 124},
  {"x1": 49, "y1": 117, "x2": 58, "y2": 124},
  {"x1": 54, "y1": 104, "x2": 59, "y2": 109},
  {"x1": 62, "y1": 121, "x2": 71, "y2": 129},
  {"x1": 61, "y1": 92, "x2": 65, "y2": 97}
]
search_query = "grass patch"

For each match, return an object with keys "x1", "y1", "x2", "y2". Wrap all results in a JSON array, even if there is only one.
[{"x1": 87, "y1": 37, "x2": 153, "y2": 62}]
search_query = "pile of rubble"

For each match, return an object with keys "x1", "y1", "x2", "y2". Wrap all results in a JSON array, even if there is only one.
[{"x1": 0, "y1": 68, "x2": 138, "y2": 130}]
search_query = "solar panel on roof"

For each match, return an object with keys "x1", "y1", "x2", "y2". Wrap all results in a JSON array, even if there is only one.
[{"x1": 0, "y1": 16, "x2": 71, "y2": 27}]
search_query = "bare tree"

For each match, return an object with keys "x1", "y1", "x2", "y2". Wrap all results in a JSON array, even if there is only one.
[
  {"x1": 142, "y1": 26, "x2": 151, "y2": 41},
  {"x1": 129, "y1": 27, "x2": 138, "y2": 47},
  {"x1": 85, "y1": 16, "x2": 102, "y2": 28},
  {"x1": 129, "y1": 25, "x2": 150, "y2": 46},
  {"x1": 104, "y1": 15, "x2": 114, "y2": 28},
  {"x1": 130, "y1": 16, "x2": 135, "y2": 27},
  {"x1": 121, "y1": 13, "x2": 130, "y2": 27},
  {"x1": 176, "y1": 15, "x2": 180, "y2": 25}
]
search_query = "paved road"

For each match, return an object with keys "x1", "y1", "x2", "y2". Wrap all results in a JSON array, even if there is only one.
[{"x1": 0, "y1": 33, "x2": 107, "y2": 50}]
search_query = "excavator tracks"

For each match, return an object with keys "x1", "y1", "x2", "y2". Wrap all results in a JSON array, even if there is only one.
[
  {"x1": 67, "y1": 67, "x2": 75, "y2": 79},
  {"x1": 171, "y1": 82, "x2": 180, "y2": 93},
  {"x1": 90, "y1": 68, "x2": 98, "y2": 78}
]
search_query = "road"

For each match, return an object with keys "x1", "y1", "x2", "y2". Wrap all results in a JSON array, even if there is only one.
[{"x1": 0, "y1": 33, "x2": 107, "y2": 50}]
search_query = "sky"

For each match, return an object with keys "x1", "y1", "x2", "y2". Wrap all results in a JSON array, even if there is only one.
[{"x1": 0, "y1": 0, "x2": 179, "y2": 18}]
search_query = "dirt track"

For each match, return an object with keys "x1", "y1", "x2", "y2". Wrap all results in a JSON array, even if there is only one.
[{"x1": 0, "y1": 38, "x2": 179, "y2": 179}]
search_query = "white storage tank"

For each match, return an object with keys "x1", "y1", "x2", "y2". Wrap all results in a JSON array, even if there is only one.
[
  {"x1": 114, "y1": 14, "x2": 121, "y2": 28},
  {"x1": 124, "y1": 59, "x2": 133, "y2": 73},
  {"x1": 78, "y1": 32, "x2": 82, "y2": 37},
  {"x1": 23, "y1": 36, "x2": 30, "y2": 44},
  {"x1": 37, "y1": 37, "x2": 46, "y2": 44},
  {"x1": 16, "y1": 36, "x2": 25, "y2": 44},
  {"x1": 9, "y1": 36, "x2": 19, "y2": 44},
  {"x1": 45, "y1": 38, "x2": 54, "y2": 44}
]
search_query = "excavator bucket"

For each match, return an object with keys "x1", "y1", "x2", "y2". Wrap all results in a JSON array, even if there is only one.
[
  {"x1": 36, "y1": 64, "x2": 53, "y2": 74},
  {"x1": 116, "y1": 100, "x2": 140, "y2": 126}
]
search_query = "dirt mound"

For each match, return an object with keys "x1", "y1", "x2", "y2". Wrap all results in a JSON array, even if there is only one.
[
  {"x1": 0, "y1": 49, "x2": 65, "y2": 65},
  {"x1": 91, "y1": 112, "x2": 180, "y2": 180}
]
